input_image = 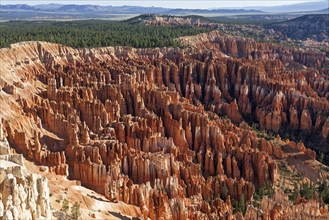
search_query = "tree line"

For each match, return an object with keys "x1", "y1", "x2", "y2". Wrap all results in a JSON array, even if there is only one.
[{"x1": 0, "y1": 20, "x2": 209, "y2": 48}]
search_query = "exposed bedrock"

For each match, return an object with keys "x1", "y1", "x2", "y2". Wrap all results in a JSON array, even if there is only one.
[
  {"x1": 0, "y1": 119, "x2": 51, "y2": 220},
  {"x1": 0, "y1": 33, "x2": 327, "y2": 219}
]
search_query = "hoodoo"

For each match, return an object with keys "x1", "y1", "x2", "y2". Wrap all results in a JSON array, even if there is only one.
[{"x1": 1, "y1": 33, "x2": 328, "y2": 218}]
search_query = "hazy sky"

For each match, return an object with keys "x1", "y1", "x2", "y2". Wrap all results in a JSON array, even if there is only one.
[{"x1": 1, "y1": 0, "x2": 324, "y2": 9}]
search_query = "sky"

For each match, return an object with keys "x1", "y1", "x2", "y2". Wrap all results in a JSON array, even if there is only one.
[{"x1": 0, "y1": 0, "x2": 324, "y2": 9}]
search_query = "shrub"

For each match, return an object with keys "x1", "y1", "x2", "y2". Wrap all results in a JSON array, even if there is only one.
[
  {"x1": 233, "y1": 195, "x2": 246, "y2": 215},
  {"x1": 70, "y1": 202, "x2": 81, "y2": 220},
  {"x1": 300, "y1": 182, "x2": 315, "y2": 200},
  {"x1": 254, "y1": 183, "x2": 275, "y2": 201},
  {"x1": 221, "y1": 185, "x2": 229, "y2": 201},
  {"x1": 317, "y1": 181, "x2": 329, "y2": 204},
  {"x1": 61, "y1": 199, "x2": 69, "y2": 214},
  {"x1": 317, "y1": 152, "x2": 325, "y2": 163},
  {"x1": 289, "y1": 183, "x2": 299, "y2": 203}
]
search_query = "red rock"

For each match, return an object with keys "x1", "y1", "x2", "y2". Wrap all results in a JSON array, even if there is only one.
[
  {"x1": 321, "y1": 117, "x2": 329, "y2": 139},
  {"x1": 0, "y1": 32, "x2": 327, "y2": 219},
  {"x1": 300, "y1": 109, "x2": 313, "y2": 130},
  {"x1": 224, "y1": 99, "x2": 243, "y2": 123}
]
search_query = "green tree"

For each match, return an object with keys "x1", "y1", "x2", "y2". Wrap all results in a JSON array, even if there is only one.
[
  {"x1": 318, "y1": 153, "x2": 325, "y2": 163},
  {"x1": 300, "y1": 182, "x2": 315, "y2": 200},
  {"x1": 317, "y1": 181, "x2": 329, "y2": 204},
  {"x1": 0, "y1": 20, "x2": 209, "y2": 49},
  {"x1": 221, "y1": 185, "x2": 229, "y2": 201},
  {"x1": 289, "y1": 183, "x2": 299, "y2": 203},
  {"x1": 61, "y1": 199, "x2": 69, "y2": 214},
  {"x1": 234, "y1": 194, "x2": 246, "y2": 215},
  {"x1": 70, "y1": 202, "x2": 81, "y2": 220}
]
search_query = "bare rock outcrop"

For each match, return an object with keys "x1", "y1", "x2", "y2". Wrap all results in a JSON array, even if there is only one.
[
  {"x1": 0, "y1": 31, "x2": 327, "y2": 219},
  {"x1": 0, "y1": 120, "x2": 51, "y2": 220}
]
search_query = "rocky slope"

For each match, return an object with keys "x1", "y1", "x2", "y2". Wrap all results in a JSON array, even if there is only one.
[
  {"x1": 266, "y1": 14, "x2": 329, "y2": 42},
  {"x1": 133, "y1": 14, "x2": 329, "y2": 56},
  {"x1": 0, "y1": 30, "x2": 328, "y2": 219},
  {"x1": 0, "y1": 119, "x2": 51, "y2": 220},
  {"x1": 128, "y1": 15, "x2": 220, "y2": 28}
]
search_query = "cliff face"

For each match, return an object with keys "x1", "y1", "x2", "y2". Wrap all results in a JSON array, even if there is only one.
[{"x1": 0, "y1": 33, "x2": 328, "y2": 219}]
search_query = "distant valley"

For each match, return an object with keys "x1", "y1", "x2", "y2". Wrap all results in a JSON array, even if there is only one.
[{"x1": 1, "y1": 2, "x2": 328, "y2": 20}]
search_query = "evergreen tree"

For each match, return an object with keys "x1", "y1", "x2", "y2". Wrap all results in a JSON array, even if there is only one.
[
  {"x1": 0, "y1": 20, "x2": 209, "y2": 48},
  {"x1": 70, "y1": 202, "x2": 81, "y2": 220},
  {"x1": 61, "y1": 199, "x2": 69, "y2": 214}
]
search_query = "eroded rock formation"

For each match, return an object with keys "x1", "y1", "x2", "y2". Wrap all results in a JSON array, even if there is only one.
[
  {"x1": 0, "y1": 119, "x2": 51, "y2": 220},
  {"x1": 0, "y1": 30, "x2": 328, "y2": 219}
]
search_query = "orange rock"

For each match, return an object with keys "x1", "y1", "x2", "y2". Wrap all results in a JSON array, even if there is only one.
[{"x1": 0, "y1": 33, "x2": 327, "y2": 219}]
